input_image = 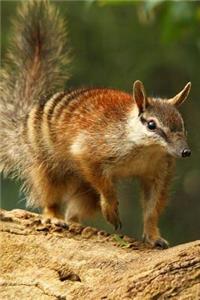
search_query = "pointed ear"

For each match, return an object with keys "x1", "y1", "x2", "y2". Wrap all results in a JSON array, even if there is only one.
[
  {"x1": 133, "y1": 80, "x2": 147, "y2": 114},
  {"x1": 168, "y1": 82, "x2": 191, "y2": 107}
]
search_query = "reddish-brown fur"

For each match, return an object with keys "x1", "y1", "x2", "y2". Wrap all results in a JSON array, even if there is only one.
[{"x1": 19, "y1": 82, "x2": 190, "y2": 249}]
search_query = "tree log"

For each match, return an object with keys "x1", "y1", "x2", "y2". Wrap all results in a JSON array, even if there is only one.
[{"x1": 0, "y1": 208, "x2": 199, "y2": 299}]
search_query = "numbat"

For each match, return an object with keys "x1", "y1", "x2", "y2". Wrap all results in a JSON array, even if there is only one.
[{"x1": 0, "y1": 1, "x2": 191, "y2": 248}]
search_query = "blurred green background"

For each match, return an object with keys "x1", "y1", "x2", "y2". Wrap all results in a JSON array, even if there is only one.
[{"x1": 1, "y1": 0, "x2": 200, "y2": 245}]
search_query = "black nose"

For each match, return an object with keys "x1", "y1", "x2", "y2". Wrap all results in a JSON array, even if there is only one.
[{"x1": 182, "y1": 148, "x2": 191, "y2": 158}]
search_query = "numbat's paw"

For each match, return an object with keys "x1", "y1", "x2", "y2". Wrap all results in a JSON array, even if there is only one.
[
  {"x1": 154, "y1": 238, "x2": 169, "y2": 249},
  {"x1": 143, "y1": 234, "x2": 169, "y2": 249},
  {"x1": 42, "y1": 216, "x2": 68, "y2": 229},
  {"x1": 101, "y1": 202, "x2": 122, "y2": 230}
]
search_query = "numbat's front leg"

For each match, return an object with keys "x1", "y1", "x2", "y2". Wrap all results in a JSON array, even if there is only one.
[
  {"x1": 77, "y1": 165, "x2": 122, "y2": 230},
  {"x1": 140, "y1": 177, "x2": 170, "y2": 249},
  {"x1": 101, "y1": 192, "x2": 121, "y2": 230},
  {"x1": 93, "y1": 180, "x2": 121, "y2": 230}
]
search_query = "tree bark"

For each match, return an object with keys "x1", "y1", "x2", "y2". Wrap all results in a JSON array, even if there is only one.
[{"x1": 0, "y1": 208, "x2": 199, "y2": 300}]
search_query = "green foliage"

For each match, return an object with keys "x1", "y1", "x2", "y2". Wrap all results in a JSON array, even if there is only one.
[
  {"x1": 97, "y1": 0, "x2": 200, "y2": 44},
  {"x1": 113, "y1": 234, "x2": 131, "y2": 248}
]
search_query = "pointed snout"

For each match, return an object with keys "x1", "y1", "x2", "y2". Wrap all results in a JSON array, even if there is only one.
[
  {"x1": 181, "y1": 148, "x2": 191, "y2": 158},
  {"x1": 168, "y1": 136, "x2": 191, "y2": 159}
]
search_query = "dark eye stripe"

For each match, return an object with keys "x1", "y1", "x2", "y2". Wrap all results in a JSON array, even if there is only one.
[
  {"x1": 140, "y1": 116, "x2": 168, "y2": 142},
  {"x1": 156, "y1": 128, "x2": 168, "y2": 142}
]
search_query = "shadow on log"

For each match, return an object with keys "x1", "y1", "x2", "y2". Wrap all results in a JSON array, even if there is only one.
[{"x1": 0, "y1": 208, "x2": 199, "y2": 299}]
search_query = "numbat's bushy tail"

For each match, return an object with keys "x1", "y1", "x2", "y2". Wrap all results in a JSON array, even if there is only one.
[
  {"x1": 0, "y1": 0, "x2": 70, "y2": 175},
  {"x1": 1, "y1": 0, "x2": 191, "y2": 249}
]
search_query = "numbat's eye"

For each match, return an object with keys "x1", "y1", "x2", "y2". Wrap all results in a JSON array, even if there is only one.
[{"x1": 147, "y1": 120, "x2": 157, "y2": 130}]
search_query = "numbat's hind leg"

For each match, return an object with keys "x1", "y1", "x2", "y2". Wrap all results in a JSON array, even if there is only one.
[
  {"x1": 43, "y1": 203, "x2": 64, "y2": 220},
  {"x1": 65, "y1": 182, "x2": 100, "y2": 223}
]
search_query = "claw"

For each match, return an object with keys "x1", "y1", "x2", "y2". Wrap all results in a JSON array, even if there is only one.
[
  {"x1": 101, "y1": 200, "x2": 122, "y2": 230},
  {"x1": 114, "y1": 220, "x2": 122, "y2": 231},
  {"x1": 143, "y1": 234, "x2": 169, "y2": 249},
  {"x1": 42, "y1": 217, "x2": 68, "y2": 229},
  {"x1": 154, "y1": 238, "x2": 169, "y2": 249}
]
